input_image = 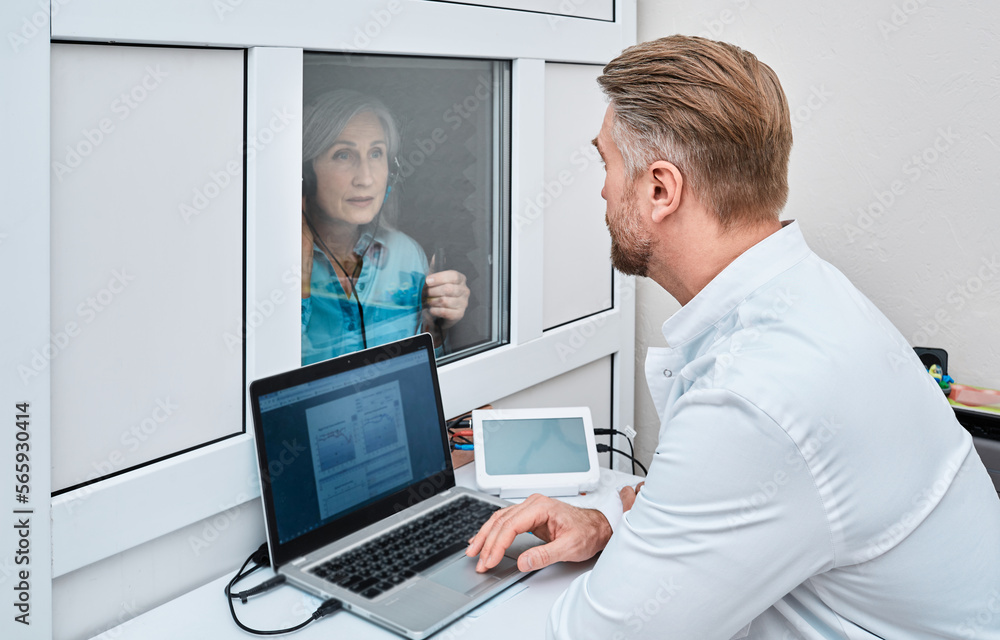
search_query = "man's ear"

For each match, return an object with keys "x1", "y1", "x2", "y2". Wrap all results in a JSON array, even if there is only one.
[{"x1": 646, "y1": 161, "x2": 683, "y2": 223}]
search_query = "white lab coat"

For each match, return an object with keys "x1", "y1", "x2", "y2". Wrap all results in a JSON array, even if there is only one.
[{"x1": 549, "y1": 221, "x2": 1000, "y2": 639}]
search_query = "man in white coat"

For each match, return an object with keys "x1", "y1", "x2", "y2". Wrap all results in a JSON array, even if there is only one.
[{"x1": 468, "y1": 35, "x2": 1000, "y2": 639}]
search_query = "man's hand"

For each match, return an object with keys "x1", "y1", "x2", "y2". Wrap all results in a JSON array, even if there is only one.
[
  {"x1": 466, "y1": 493, "x2": 613, "y2": 573},
  {"x1": 424, "y1": 269, "x2": 469, "y2": 329},
  {"x1": 619, "y1": 482, "x2": 644, "y2": 512}
]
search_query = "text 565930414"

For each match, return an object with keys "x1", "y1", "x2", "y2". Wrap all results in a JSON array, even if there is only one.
[{"x1": 13, "y1": 402, "x2": 32, "y2": 626}]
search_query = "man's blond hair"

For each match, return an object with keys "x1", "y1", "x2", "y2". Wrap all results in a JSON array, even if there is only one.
[{"x1": 598, "y1": 35, "x2": 793, "y2": 229}]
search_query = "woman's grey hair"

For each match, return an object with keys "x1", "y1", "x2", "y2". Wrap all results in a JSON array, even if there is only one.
[{"x1": 302, "y1": 89, "x2": 401, "y2": 224}]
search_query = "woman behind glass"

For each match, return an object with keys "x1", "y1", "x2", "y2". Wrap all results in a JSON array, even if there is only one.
[{"x1": 301, "y1": 89, "x2": 469, "y2": 365}]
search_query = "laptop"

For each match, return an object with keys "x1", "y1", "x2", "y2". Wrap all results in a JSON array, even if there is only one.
[{"x1": 248, "y1": 333, "x2": 542, "y2": 639}]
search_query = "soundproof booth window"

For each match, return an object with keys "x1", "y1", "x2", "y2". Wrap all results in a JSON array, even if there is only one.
[{"x1": 300, "y1": 53, "x2": 510, "y2": 366}]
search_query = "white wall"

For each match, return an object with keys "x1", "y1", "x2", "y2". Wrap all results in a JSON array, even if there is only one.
[{"x1": 631, "y1": 0, "x2": 1000, "y2": 466}]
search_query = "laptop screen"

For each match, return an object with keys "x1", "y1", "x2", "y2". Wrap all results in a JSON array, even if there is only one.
[{"x1": 250, "y1": 335, "x2": 453, "y2": 563}]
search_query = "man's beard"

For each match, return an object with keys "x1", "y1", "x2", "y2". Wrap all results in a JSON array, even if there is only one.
[{"x1": 606, "y1": 182, "x2": 652, "y2": 277}]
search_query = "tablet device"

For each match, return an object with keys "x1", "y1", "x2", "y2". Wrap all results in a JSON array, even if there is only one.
[{"x1": 472, "y1": 407, "x2": 600, "y2": 499}]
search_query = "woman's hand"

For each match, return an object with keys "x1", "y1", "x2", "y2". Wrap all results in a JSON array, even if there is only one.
[
  {"x1": 301, "y1": 212, "x2": 314, "y2": 299},
  {"x1": 424, "y1": 269, "x2": 469, "y2": 329}
]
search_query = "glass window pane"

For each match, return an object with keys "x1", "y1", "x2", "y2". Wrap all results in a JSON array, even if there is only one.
[{"x1": 301, "y1": 53, "x2": 509, "y2": 365}]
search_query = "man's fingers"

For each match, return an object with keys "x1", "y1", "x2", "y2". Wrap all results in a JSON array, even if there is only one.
[
  {"x1": 619, "y1": 486, "x2": 637, "y2": 512},
  {"x1": 517, "y1": 508, "x2": 613, "y2": 571},
  {"x1": 467, "y1": 508, "x2": 503, "y2": 555},
  {"x1": 467, "y1": 504, "x2": 519, "y2": 559},
  {"x1": 469, "y1": 497, "x2": 550, "y2": 572},
  {"x1": 619, "y1": 482, "x2": 645, "y2": 512},
  {"x1": 469, "y1": 498, "x2": 613, "y2": 576},
  {"x1": 476, "y1": 509, "x2": 532, "y2": 572},
  {"x1": 516, "y1": 538, "x2": 565, "y2": 572}
]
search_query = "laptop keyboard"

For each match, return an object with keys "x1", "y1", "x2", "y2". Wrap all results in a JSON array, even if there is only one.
[{"x1": 309, "y1": 496, "x2": 501, "y2": 599}]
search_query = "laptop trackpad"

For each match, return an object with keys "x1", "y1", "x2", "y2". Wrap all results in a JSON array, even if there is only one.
[{"x1": 426, "y1": 554, "x2": 517, "y2": 597}]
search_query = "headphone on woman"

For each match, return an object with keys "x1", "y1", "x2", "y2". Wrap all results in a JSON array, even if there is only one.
[
  {"x1": 301, "y1": 156, "x2": 403, "y2": 200},
  {"x1": 302, "y1": 156, "x2": 404, "y2": 351}
]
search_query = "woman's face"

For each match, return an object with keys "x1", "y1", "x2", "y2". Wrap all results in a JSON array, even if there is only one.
[{"x1": 311, "y1": 110, "x2": 389, "y2": 228}]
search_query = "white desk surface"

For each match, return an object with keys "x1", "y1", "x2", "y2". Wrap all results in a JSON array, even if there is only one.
[{"x1": 92, "y1": 465, "x2": 639, "y2": 640}]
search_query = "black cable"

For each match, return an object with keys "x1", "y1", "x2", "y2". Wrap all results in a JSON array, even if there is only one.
[
  {"x1": 445, "y1": 413, "x2": 472, "y2": 429},
  {"x1": 303, "y1": 210, "x2": 382, "y2": 351},
  {"x1": 225, "y1": 543, "x2": 343, "y2": 635},
  {"x1": 233, "y1": 576, "x2": 285, "y2": 604},
  {"x1": 625, "y1": 435, "x2": 636, "y2": 476},
  {"x1": 594, "y1": 428, "x2": 639, "y2": 475},
  {"x1": 596, "y1": 444, "x2": 648, "y2": 476}
]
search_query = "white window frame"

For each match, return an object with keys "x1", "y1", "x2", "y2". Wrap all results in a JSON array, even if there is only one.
[{"x1": 39, "y1": 0, "x2": 637, "y2": 578}]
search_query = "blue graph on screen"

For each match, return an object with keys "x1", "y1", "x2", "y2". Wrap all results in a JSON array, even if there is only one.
[
  {"x1": 363, "y1": 411, "x2": 398, "y2": 453},
  {"x1": 316, "y1": 423, "x2": 356, "y2": 470},
  {"x1": 305, "y1": 381, "x2": 413, "y2": 521}
]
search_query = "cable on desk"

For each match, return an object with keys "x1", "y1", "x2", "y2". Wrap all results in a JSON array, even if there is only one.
[
  {"x1": 447, "y1": 412, "x2": 474, "y2": 451},
  {"x1": 595, "y1": 444, "x2": 648, "y2": 477},
  {"x1": 225, "y1": 543, "x2": 343, "y2": 635},
  {"x1": 445, "y1": 412, "x2": 472, "y2": 430}
]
